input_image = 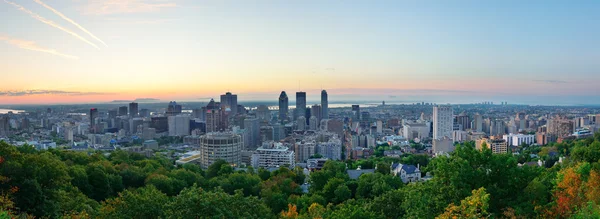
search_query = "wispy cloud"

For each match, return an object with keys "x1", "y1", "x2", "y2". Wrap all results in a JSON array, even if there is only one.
[
  {"x1": 0, "y1": 90, "x2": 112, "y2": 96},
  {"x1": 533, "y1": 80, "x2": 569, "y2": 84},
  {"x1": 0, "y1": 35, "x2": 78, "y2": 59},
  {"x1": 3, "y1": 0, "x2": 100, "y2": 49},
  {"x1": 83, "y1": 0, "x2": 177, "y2": 15},
  {"x1": 33, "y1": 0, "x2": 107, "y2": 47}
]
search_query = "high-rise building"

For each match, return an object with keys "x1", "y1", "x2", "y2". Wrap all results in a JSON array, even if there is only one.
[
  {"x1": 244, "y1": 118, "x2": 260, "y2": 149},
  {"x1": 279, "y1": 91, "x2": 289, "y2": 122},
  {"x1": 490, "y1": 120, "x2": 506, "y2": 136},
  {"x1": 321, "y1": 90, "x2": 329, "y2": 120},
  {"x1": 0, "y1": 115, "x2": 10, "y2": 137},
  {"x1": 89, "y1": 108, "x2": 98, "y2": 134},
  {"x1": 251, "y1": 142, "x2": 295, "y2": 169},
  {"x1": 220, "y1": 92, "x2": 238, "y2": 115},
  {"x1": 168, "y1": 115, "x2": 190, "y2": 136},
  {"x1": 311, "y1": 104, "x2": 322, "y2": 124},
  {"x1": 167, "y1": 101, "x2": 182, "y2": 116},
  {"x1": 456, "y1": 112, "x2": 471, "y2": 130},
  {"x1": 433, "y1": 105, "x2": 453, "y2": 139},
  {"x1": 256, "y1": 105, "x2": 270, "y2": 122},
  {"x1": 352, "y1": 105, "x2": 360, "y2": 121},
  {"x1": 118, "y1": 106, "x2": 128, "y2": 116},
  {"x1": 139, "y1": 109, "x2": 150, "y2": 117},
  {"x1": 129, "y1": 102, "x2": 139, "y2": 117},
  {"x1": 309, "y1": 116, "x2": 318, "y2": 130},
  {"x1": 295, "y1": 92, "x2": 306, "y2": 121},
  {"x1": 206, "y1": 99, "x2": 224, "y2": 132},
  {"x1": 199, "y1": 132, "x2": 243, "y2": 169},
  {"x1": 295, "y1": 141, "x2": 316, "y2": 162},
  {"x1": 150, "y1": 117, "x2": 168, "y2": 133},
  {"x1": 296, "y1": 116, "x2": 306, "y2": 131}
]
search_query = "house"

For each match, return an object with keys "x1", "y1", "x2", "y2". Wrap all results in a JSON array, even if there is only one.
[
  {"x1": 391, "y1": 163, "x2": 421, "y2": 183},
  {"x1": 347, "y1": 166, "x2": 375, "y2": 180}
]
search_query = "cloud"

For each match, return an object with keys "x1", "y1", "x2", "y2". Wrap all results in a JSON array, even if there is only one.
[
  {"x1": 533, "y1": 80, "x2": 569, "y2": 84},
  {"x1": 0, "y1": 90, "x2": 112, "y2": 96},
  {"x1": 0, "y1": 35, "x2": 78, "y2": 59},
  {"x1": 33, "y1": 0, "x2": 107, "y2": 47},
  {"x1": 82, "y1": 0, "x2": 177, "y2": 15},
  {"x1": 4, "y1": 0, "x2": 100, "y2": 49}
]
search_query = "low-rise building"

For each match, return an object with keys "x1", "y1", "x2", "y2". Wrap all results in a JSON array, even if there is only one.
[
  {"x1": 391, "y1": 163, "x2": 421, "y2": 183},
  {"x1": 251, "y1": 142, "x2": 295, "y2": 169}
]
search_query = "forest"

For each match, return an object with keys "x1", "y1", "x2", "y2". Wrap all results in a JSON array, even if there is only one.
[{"x1": 2, "y1": 132, "x2": 600, "y2": 218}]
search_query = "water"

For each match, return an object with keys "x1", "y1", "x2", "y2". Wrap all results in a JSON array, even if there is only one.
[{"x1": 0, "y1": 109, "x2": 24, "y2": 114}]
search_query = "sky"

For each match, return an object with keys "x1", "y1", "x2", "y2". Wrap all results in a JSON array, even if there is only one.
[{"x1": 1, "y1": 0, "x2": 599, "y2": 105}]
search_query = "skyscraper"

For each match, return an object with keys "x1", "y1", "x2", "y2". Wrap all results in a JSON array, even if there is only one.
[
  {"x1": 244, "y1": 117, "x2": 260, "y2": 149},
  {"x1": 0, "y1": 115, "x2": 10, "y2": 137},
  {"x1": 279, "y1": 91, "x2": 289, "y2": 122},
  {"x1": 168, "y1": 115, "x2": 190, "y2": 136},
  {"x1": 89, "y1": 108, "x2": 98, "y2": 134},
  {"x1": 311, "y1": 104, "x2": 322, "y2": 124},
  {"x1": 220, "y1": 92, "x2": 238, "y2": 115},
  {"x1": 433, "y1": 105, "x2": 453, "y2": 139},
  {"x1": 352, "y1": 105, "x2": 360, "y2": 121},
  {"x1": 321, "y1": 90, "x2": 328, "y2": 120},
  {"x1": 118, "y1": 106, "x2": 128, "y2": 116},
  {"x1": 206, "y1": 99, "x2": 223, "y2": 132},
  {"x1": 129, "y1": 102, "x2": 139, "y2": 118},
  {"x1": 295, "y1": 92, "x2": 306, "y2": 121},
  {"x1": 167, "y1": 101, "x2": 182, "y2": 116},
  {"x1": 456, "y1": 112, "x2": 471, "y2": 130},
  {"x1": 473, "y1": 113, "x2": 483, "y2": 132}
]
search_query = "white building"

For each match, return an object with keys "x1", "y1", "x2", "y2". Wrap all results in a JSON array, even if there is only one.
[
  {"x1": 168, "y1": 115, "x2": 190, "y2": 136},
  {"x1": 433, "y1": 105, "x2": 453, "y2": 139},
  {"x1": 251, "y1": 142, "x2": 295, "y2": 169},
  {"x1": 503, "y1": 134, "x2": 535, "y2": 146},
  {"x1": 309, "y1": 116, "x2": 318, "y2": 131},
  {"x1": 317, "y1": 137, "x2": 342, "y2": 160},
  {"x1": 391, "y1": 163, "x2": 421, "y2": 183},
  {"x1": 452, "y1": 130, "x2": 467, "y2": 143},
  {"x1": 403, "y1": 123, "x2": 430, "y2": 140},
  {"x1": 376, "y1": 120, "x2": 383, "y2": 133}
]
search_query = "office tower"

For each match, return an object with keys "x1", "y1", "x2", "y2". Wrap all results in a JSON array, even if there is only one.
[
  {"x1": 0, "y1": 115, "x2": 10, "y2": 137},
  {"x1": 129, "y1": 102, "x2": 139, "y2": 117},
  {"x1": 150, "y1": 117, "x2": 169, "y2": 133},
  {"x1": 199, "y1": 132, "x2": 243, "y2": 169},
  {"x1": 139, "y1": 109, "x2": 150, "y2": 117},
  {"x1": 433, "y1": 105, "x2": 453, "y2": 139},
  {"x1": 167, "y1": 101, "x2": 182, "y2": 116},
  {"x1": 256, "y1": 105, "x2": 270, "y2": 122},
  {"x1": 490, "y1": 120, "x2": 506, "y2": 136},
  {"x1": 244, "y1": 118, "x2": 260, "y2": 149},
  {"x1": 220, "y1": 92, "x2": 238, "y2": 115},
  {"x1": 456, "y1": 112, "x2": 471, "y2": 130},
  {"x1": 168, "y1": 115, "x2": 190, "y2": 136},
  {"x1": 108, "y1": 110, "x2": 118, "y2": 120},
  {"x1": 309, "y1": 116, "x2": 318, "y2": 130},
  {"x1": 89, "y1": 108, "x2": 98, "y2": 134},
  {"x1": 206, "y1": 99, "x2": 223, "y2": 132},
  {"x1": 352, "y1": 105, "x2": 360, "y2": 121},
  {"x1": 130, "y1": 118, "x2": 144, "y2": 135},
  {"x1": 295, "y1": 92, "x2": 306, "y2": 121},
  {"x1": 321, "y1": 90, "x2": 329, "y2": 120},
  {"x1": 279, "y1": 91, "x2": 289, "y2": 122},
  {"x1": 296, "y1": 116, "x2": 306, "y2": 131},
  {"x1": 376, "y1": 120, "x2": 383, "y2": 133},
  {"x1": 118, "y1": 106, "x2": 128, "y2": 116},
  {"x1": 311, "y1": 104, "x2": 322, "y2": 124}
]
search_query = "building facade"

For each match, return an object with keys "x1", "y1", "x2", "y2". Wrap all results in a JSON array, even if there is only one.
[
  {"x1": 433, "y1": 105, "x2": 453, "y2": 139},
  {"x1": 199, "y1": 132, "x2": 243, "y2": 169}
]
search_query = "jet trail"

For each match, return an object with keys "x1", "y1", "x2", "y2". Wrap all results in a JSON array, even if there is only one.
[
  {"x1": 33, "y1": 0, "x2": 107, "y2": 47},
  {"x1": 0, "y1": 35, "x2": 79, "y2": 59},
  {"x1": 4, "y1": 0, "x2": 100, "y2": 49}
]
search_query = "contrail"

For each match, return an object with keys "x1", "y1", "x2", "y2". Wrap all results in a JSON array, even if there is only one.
[
  {"x1": 3, "y1": 0, "x2": 100, "y2": 50},
  {"x1": 0, "y1": 35, "x2": 79, "y2": 59},
  {"x1": 33, "y1": 0, "x2": 107, "y2": 47}
]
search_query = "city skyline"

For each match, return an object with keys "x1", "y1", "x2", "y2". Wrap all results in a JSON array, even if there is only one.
[{"x1": 2, "y1": 1, "x2": 600, "y2": 105}]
